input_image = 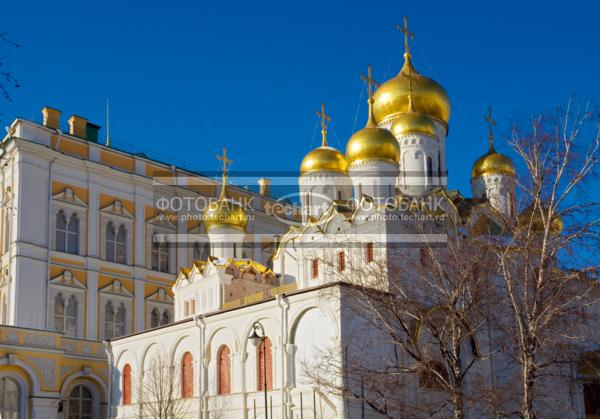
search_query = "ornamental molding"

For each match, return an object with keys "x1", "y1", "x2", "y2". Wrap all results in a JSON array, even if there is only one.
[
  {"x1": 52, "y1": 187, "x2": 87, "y2": 208},
  {"x1": 50, "y1": 270, "x2": 87, "y2": 290},
  {"x1": 145, "y1": 287, "x2": 174, "y2": 305},
  {"x1": 99, "y1": 279, "x2": 134, "y2": 298},
  {"x1": 100, "y1": 199, "x2": 134, "y2": 220},
  {"x1": 26, "y1": 356, "x2": 56, "y2": 388}
]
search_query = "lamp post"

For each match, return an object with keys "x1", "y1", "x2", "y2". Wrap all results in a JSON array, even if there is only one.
[{"x1": 249, "y1": 321, "x2": 268, "y2": 419}]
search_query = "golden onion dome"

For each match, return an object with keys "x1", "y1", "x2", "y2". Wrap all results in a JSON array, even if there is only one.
[
  {"x1": 346, "y1": 98, "x2": 400, "y2": 165},
  {"x1": 471, "y1": 146, "x2": 516, "y2": 178},
  {"x1": 391, "y1": 108, "x2": 438, "y2": 138},
  {"x1": 518, "y1": 205, "x2": 563, "y2": 234},
  {"x1": 204, "y1": 193, "x2": 248, "y2": 231},
  {"x1": 301, "y1": 104, "x2": 348, "y2": 175},
  {"x1": 372, "y1": 54, "x2": 451, "y2": 127},
  {"x1": 300, "y1": 145, "x2": 348, "y2": 174}
]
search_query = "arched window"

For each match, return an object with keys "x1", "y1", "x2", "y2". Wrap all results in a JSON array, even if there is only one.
[
  {"x1": 122, "y1": 364, "x2": 132, "y2": 405},
  {"x1": 65, "y1": 295, "x2": 77, "y2": 337},
  {"x1": 217, "y1": 345, "x2": 231, "y2": 395},
  {"x1": 68, "y1": 385, "x2": 93, "y2": 418},
  {"x1": 0, "y1": 376, "x2": 21, "y2": 419},
  {"x1": 257, "y1": 337, "x2": 273, "y2": 391},
  {"x1": 116, "y1": 225, "x2": 126, "y2": 264},
  {"x1": 150, "y1": 308, "x2": 159, "y2": 328},
  {"x1": 181, "y1": 352, "x2": 193, "y2": 398},
  {"x1": 54, "y1": 293, "x2": 66, "y2": 333},
  {"x1": 105, "y1": 301, "x2": 126, "y2": 339},
  {"x1": 193, "y1": 242, "x2": 209, "y2": 261},
  {"x1": 151, "y1": 238, "x2": 169, "y2": 273},
  {"x1": 161, "y1": 310, "x2": 170, "y2": 326},
  {"x1": 56, "y1": 210, "x2": 67, "y2": 252},
  {"x1": 67, "y1": 214, "x2": 79, "y2": 254},
  {"x1": 106, "y1": 222, "x2": 115, "y2": 262},
  {"x1": 426, "y1": 157, "x2": 433, "y2": 184},
  {"x1": 54, "y1": 293, "x2": 77, "y2": 337}
]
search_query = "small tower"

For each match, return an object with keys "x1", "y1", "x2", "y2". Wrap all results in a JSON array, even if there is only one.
[
  {"x1": 346, "y1": 66, "x2": 400, "y2": 202},
  {"x1": 371, "y1": 16, "x2": 451, "y2": 196},
  {"x1": 299, "y1": 104, "x2": 352, "y2": 223},
  {"x1": 204, "y1": 148, "x2": 248, "y2": 258},
  {"x1": 471, "y1": 108, "x2": 516, "y2": 216}
]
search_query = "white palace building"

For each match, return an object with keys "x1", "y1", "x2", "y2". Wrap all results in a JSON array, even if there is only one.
[{"x1": 1, "y1": 19, "x2": 599, "y2": 419}]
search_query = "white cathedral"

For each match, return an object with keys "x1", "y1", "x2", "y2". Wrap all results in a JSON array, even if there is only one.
[
  {"x1": 0, "y1": 19, "x2": 596, "y2": 419},
  {"x1": 105, "y1": 29, "x2": 548, "y2": 419}
]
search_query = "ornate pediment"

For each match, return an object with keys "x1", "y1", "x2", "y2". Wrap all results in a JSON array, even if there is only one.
[
  {"x1": 49, "y1": 270, "x2": 86, "y2": 290},
  {"x1": 145, "y1": 287, "x2": 174, "y2": 304},
  {"x1": 100, "y1": 200, "x2": 134, "y2": 219},
  {"x1": 146, "y1": 211, "x2": 177, "y2": 230},
  {"x1": 99, "y1": 279, "x2": 134, "y2": 298},
  {"x1": 52, "y1": 187, "x2": 87, "y2": 208}
]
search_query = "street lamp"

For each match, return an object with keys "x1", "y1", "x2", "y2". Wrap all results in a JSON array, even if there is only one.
[{"x1": 249, "y1": 321, "x2": 268, "y2": 419}]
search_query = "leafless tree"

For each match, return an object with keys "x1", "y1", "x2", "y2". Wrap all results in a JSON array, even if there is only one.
[
  {"x1": 305, "y1": 212, "x2": 500, "y2": 419},
  {"x1": 492, "y1": 100, "x2": 600, "y2": 418},
  {"x1": 137, "y1": 354, "x2": 188, "y2": 419},
  {"x1": 0, "y1": 33, "x2": 21, "y2": 109}
]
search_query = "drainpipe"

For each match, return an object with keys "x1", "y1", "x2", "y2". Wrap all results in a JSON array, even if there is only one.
[
  {"x1": 194, "y1": 314, "x2": 207, "y2": 419},
  {"x1": 277, "y1": 294, "x2": 290, "y2": 419},
  {"x1": 103, "y1": 340, "x2": 113, "y2": 419},
  {"x1": 45, "y1": 129, "x2": 62, "y2": 328}
]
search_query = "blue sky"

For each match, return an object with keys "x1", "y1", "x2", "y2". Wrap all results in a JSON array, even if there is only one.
[{"x1": 2, "y1": 0, "x2": 599, "y2": 195}]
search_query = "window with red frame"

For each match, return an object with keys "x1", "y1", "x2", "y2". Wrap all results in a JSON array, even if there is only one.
[
  {"x1": 311, "y1": 259, "x2": 319, "y2": 279},
  {"x1": 337, "y1": 251, "x2": 345, "y2": 272},
  {"x1": 217, "y1": 345, "x2": 231, "y2": 395},
  {"x1": 181, "y1": 352, "x2": 193, "y2": 398},
  {"x1": 365, "y1": 242, "x2": 374, "y2": 263},
  {"x1": 122, "y1": 364, "x2": 132, "y2": 405},
  {"x1": 257, "y1": 337, "x2": 273, "y2": 391}
]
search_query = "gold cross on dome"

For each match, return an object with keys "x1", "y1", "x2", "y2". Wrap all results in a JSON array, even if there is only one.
[
  {"x1": 316, "y1": 103, "x2": 331, "y2": 146},
  {"x1": 216, "y1": 147, "x2": 233, "y2": 178},
  {"x1": 396, "y1": 15, "x2": 415, "y2": 56},
  {"x1": 484, "y1": 107, "x2": 496, "y2": 148},
  {"x1": 361, "y1": 65, "x2": 379, "y2": 99}
]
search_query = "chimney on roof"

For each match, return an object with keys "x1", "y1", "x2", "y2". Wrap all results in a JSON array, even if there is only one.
[
  {"x1": 86, "y1": 123, "x2": 100, "y2": 143},
  {"x1": 42, "y1": 107, "x2": 61, "y2": 129},
  {"x1": 68, "y1": 115, "x2": 89, "y2": 139},
  {"x1": 258, "y1": 178, "x2": 271, "y2": 197}
]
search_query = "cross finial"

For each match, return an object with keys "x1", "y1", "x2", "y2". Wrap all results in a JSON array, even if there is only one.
[
  {"x1": 396, "y1": 16, "x2": 415, "y2": 56},
  {"x1": 216, "y1": 147, "x2": 233, "y2": 197},
  {"x1": 316, "y1": 103, "x2": 331, "y2": 146},
  {"x1": 361, "y1": 65, "x2": 379, "y2": 99},
  {"x1": 484, "y1": 107, "x2": 496, "y2": 149}
]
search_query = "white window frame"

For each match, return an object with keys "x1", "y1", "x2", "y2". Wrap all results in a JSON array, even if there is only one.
[
  {"x1": 98, "y1": 281, "x2": 134, "y2": 340},
  {"x1": 48, "y1": 287, "x2": 85, "y2": 338},
  {"x1": 100, "y1": 214, "x2": 134, "y2": 266}
]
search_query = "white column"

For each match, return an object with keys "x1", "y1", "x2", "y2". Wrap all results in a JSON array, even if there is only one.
[
  {"x1": 134, "y1": 280, "x2": 145, "y2": 332},
  {"x1": 88, "y1": 184, "x2": 99, "y2": 258},
  {"x1": 177, "y1": 213, "x2": 187, "y2": 269},
  {"x1": 134, "y1": 198, "x2": 149, "y2": 268},
  {"x1": 86, "y1": 270, "x2": 99, "y2": 340}
]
